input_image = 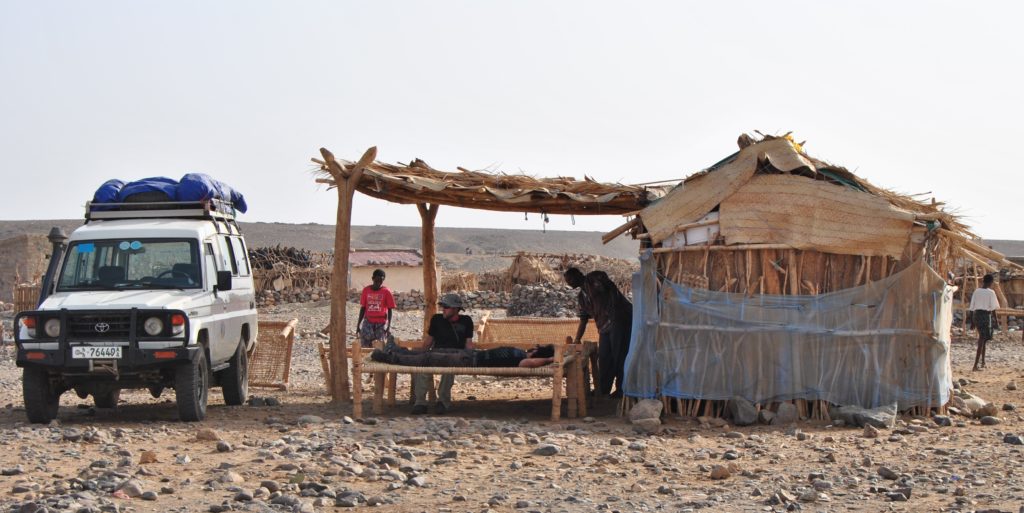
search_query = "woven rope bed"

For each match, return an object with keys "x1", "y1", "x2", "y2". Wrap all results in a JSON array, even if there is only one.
[
  {"x1": 360, "y1": 353, "x2": 577, "y2": 377},
  {"x1": 350, "y1": 317, "x2": 598, "y2": 421}
]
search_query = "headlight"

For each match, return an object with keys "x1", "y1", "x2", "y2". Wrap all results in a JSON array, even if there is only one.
[
  {"x1": 143, "y1": 317, "x2": 164, "y2": 336},
  {"x1": 44, "y1": 318, "x2": 61, "y2": 338}
]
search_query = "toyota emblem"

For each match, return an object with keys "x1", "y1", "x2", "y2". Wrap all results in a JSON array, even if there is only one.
[{"x1": 94, "y1": 322, "x2": 111, "y2": 333}]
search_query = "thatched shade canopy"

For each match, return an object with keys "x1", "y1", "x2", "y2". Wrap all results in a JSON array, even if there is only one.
[
  {"x1": 312, "y1": 147, "x2": 664, "y2": 414},
  {"x1": 313, "y1": 156, "x2": 665, "y2": 215}
]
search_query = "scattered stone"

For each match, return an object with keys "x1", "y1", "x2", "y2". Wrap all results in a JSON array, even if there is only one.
[
  {"x1": 932, "y1": 415, "x2": 952, "y2": 427},
  {"x1": 863, "y1": 424, "x2": 880, "y2": 438},
  {"x1": 628, "y1": 399, "x2": 663, "y2": 423},
  {"x1": 728, "y1": 396, "x2": 758, "y2": 426},
  {"x1": 632, "y1": 418, "x2": 662, "y2": 434},
  {"x1": 195, "y1": 428, "x2": 221, "y2": 441},
  {"x1": 216, "y1": 441, "x2": 233, "y2": 452},
  {"x1": 709, "y1": 465, "x2": 731, "y2": 480},
  {"x1": 1004, "y1": 434, "x2": 1023, "y2": 445},
  {"x1": 830, "y1": 404, "x2": 896, "y2": 428},
  {"x1": 980, "y1": 416, "x2": 1002, "y2": 425},
  {"x1": 533, "y1": 444, "x2": 560, "y2": 456},
  {"x1": 62, "y1": 428, "x2": 84, "y2": 442},
  {"x1": 975, "y1": 402, "x2": 999, "y2": 418},
  {"x1": 297, "y1": 415, "x2": 324, "y2": 425},
  {"x1": 878, "y1": 467, "x2": 899, "y2": 480},
  {"x1": 886, "y1": 492, "x2": 908, "y2": 502},
  {"x1": 1007, "y1": 381, "x2": 1018, "y2": 391},
  {"x1": 117, "y1": 479, "x2": 146, "y2": 498}
]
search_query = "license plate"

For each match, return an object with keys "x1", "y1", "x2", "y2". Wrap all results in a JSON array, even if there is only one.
[{"x1": 71, "y1": 346, "x2": 122, "y2": 359}]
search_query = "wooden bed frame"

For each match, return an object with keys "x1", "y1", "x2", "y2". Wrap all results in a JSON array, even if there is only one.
[{"x1": 342, "y1": 316, "x2": 599, "y2": 421}]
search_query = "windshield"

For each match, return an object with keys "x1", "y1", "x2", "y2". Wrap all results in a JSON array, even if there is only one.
[{"x1": 57, "y1": 239, "x2": 201, "y2": 291}]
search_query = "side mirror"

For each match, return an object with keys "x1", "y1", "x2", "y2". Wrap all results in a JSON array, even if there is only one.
[{"x1": 216, "y1": 271, "x2": 233, "y2": 291}]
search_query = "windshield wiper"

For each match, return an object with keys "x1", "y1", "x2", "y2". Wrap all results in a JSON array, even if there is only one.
[{"x1": 137, "y1": 283, "x2": 185, "y2": 290}]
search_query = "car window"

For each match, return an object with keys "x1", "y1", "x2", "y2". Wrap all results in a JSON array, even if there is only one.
[
  {"x1": 216, "y1": 236, "x2": 238, "y2": 275},
  {"x1": 229, "y1": 237, "x2": 250, "y2": 276},
  {"x1": 57, "y1": 239, "x2": 200, "y2": 290}
]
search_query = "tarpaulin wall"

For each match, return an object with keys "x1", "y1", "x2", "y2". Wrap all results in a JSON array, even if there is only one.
[{"x1": 624, "y1": 251, "x2": 953, "y2": 410}]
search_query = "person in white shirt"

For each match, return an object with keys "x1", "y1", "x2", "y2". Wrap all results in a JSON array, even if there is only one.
[{"x1": 969, "y1": 274, "x2": 1000, "y2": 371}]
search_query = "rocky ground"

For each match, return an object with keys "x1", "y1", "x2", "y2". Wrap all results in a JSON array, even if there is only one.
[{"x1": 0, "y1": 303, "x2": 1023, "y2": 513}]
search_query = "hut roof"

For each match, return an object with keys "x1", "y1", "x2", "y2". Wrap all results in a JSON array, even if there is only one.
[
  {"x1": 350, "y1": 248, "x2": 423, "y2": 267},
  {"x1": 630, "y1": 134, "x2": 986, "y2": 260},
  {"x1": 314, "y1": 156, "x2": 668, "y2": 216}
]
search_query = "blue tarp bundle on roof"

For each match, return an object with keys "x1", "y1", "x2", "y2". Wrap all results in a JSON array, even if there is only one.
[
  {"x1": 91, "y1": 174, "x2": 248, "y2": 213},
  {"x1": 177, "y1": 173, "x2": 248, "y2": 213}
]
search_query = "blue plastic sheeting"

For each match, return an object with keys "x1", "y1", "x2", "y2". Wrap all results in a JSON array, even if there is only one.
[
  {"x1": 92, "y1": 179, "x2": 125, "y2": 203},
  {"x1": 623, "y1": 254, "x2": 953, "y2": 410},
  {"x1": 91, "y1": 175, "x2": 248, "y2": 213},
  {"x1": 177, "y1": 173, "x2": 248, "y2": 213},
  {"x1": 117, "y1": 177, "x2": 179, "y2": 202}
]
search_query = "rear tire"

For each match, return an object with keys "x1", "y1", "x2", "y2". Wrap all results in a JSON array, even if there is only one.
[
  {"x1": 175, "y1": 349, "x2": 209, "y2": 421},
  {"x1": 220, "y1": 340, "x2": 249, "y2": 406},
  {"x1": 93, "y1": 389, "x2": 120, "y2": 409},
  {"x1": 23, "y1": 367, "x2": 60, "y2": 424}
]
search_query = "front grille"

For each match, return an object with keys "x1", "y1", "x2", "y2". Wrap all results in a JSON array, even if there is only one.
[{"x1": 67, "y1": 313, "x2": 132, "y2": 339}]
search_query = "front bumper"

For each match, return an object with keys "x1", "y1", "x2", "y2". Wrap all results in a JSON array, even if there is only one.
[{"x1": 14, "y1": 308, "x2": 195, "y2": 371}]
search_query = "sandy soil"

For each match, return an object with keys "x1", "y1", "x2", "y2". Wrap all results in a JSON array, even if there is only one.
[{"x1": 0, "y1": 302, "x2": 1022, "y2": 513}]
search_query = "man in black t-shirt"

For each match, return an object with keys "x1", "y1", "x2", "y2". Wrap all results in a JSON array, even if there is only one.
[{"x1": 412, "y1": 293, "x2": 474, "y2": 414}]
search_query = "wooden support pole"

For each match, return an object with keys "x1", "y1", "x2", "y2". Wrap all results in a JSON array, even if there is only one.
[
  {"x1": 602, "y1": 217, "x2": 638, "y2": 244},
  {"x1": 323, "y1": 146, "x2": 377, "y2": 406},
  {"x1": 418, "y1": 203, "x2": 440, "y2": 335}
]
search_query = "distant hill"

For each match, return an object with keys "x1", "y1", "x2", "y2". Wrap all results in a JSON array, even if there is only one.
[
  {"x1": 984, "y1": 240, "x2": 1024, "y2": 259},
  {"x1": 0, "y1": 220, "x2": 639, "y2": 272}
]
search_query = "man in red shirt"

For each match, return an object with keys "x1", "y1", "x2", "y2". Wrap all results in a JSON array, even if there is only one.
[{"x1": 356, "y1": 269, "x2": 396, "y2": 348}]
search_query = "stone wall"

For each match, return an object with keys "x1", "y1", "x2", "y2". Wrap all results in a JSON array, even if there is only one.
[{"x1": 256, "y1": 282, "x2": 604, "y2": 318}]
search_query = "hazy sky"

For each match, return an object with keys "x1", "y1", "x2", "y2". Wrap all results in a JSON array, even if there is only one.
[{"x1": 2, "y1": 2, "x2": 1021, "y2": 238}]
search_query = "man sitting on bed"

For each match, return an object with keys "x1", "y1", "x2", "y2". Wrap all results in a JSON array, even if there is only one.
[{"x1": 409, "y1": 294, "x2": 474, "y2": 415}]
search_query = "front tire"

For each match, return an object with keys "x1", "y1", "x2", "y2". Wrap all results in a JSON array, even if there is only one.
[
  {"x1": 175, "y1": 349, "x2": 209, "y2": 421},
  {"x1": 220, "y1": 340, "x2": 249, "y2": 406},
  {"x1": 23, "y1": 367, "x2": 60, "y2": 424}
]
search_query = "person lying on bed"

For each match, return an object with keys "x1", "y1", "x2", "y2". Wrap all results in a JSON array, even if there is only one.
[{"x1": 370, "y1": 344, "x2": 557, "y2": 368}]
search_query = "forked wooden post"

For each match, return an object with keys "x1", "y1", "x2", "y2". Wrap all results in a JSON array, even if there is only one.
[
  {"x1": 323, "y1": 146, "x2": 377, "y2": 405},
  {"x1": 418, "y1": 203, "x2": 440, "y2": 334}
]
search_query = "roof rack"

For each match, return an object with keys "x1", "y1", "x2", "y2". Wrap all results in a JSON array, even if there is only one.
[{"x1": 84, "y1": 199, "x2": 240, "y2": 234}]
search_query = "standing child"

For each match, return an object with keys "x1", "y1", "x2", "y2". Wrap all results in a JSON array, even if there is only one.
[
  {"x1": 356, "y1": 269, "x2": 396, "y2": 348},
  {"x1": 969, "y1": 273, "x2": 999, "y2": 371}
]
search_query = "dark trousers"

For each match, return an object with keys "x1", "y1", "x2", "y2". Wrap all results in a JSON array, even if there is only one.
[
  {"x1": 386, "y1": 348, "x2": 475, "y2": 367},
  {"x1": 597, "y1": 317, "x2": 632, "y2": 395}
]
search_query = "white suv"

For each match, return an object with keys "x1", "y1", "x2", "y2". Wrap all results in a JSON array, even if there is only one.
[{"x1": 15, "y1": 200, "x2": 258, "y2": 422}]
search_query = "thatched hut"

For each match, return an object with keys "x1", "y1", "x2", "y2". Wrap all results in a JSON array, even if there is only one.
[{"x1": 609, "y1": 134, "x2": 1012, "y2": 418}]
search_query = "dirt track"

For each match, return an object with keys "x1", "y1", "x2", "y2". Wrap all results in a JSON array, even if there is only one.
[{"x1": 1, "y1": 302, "x2": 1023, "y2": 513}]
